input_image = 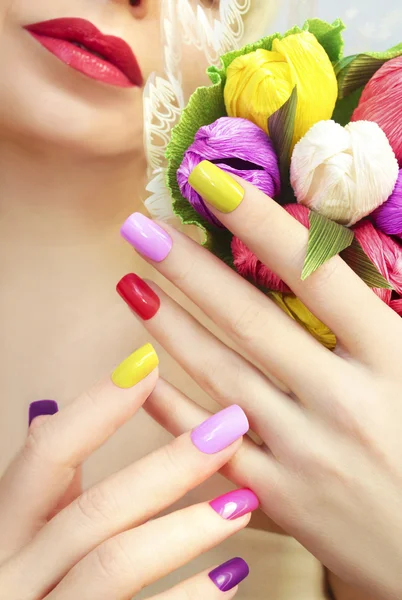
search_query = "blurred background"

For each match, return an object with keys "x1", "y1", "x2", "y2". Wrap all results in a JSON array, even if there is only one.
[{"x1": 279, "y1": 0, "x2": 401, "y2": 52}]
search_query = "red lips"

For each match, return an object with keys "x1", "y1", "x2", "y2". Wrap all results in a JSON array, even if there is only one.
[{"x1": 25, "y1": 18, "x2": 143, "y2": 88}]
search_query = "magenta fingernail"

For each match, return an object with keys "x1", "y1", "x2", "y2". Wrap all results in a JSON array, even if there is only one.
[
  {"x1": 210, "y1": 488, "x2": 259, "y2": 520},
  {"x1": 120, "y1": 213, "x2": 172, "y2": 262},
  {"x1": 209, "y1": 557, "x2": 249, "y2": 591},
  {"x1": 191, "y1": 405, "x2": 249, "y2": 454}
]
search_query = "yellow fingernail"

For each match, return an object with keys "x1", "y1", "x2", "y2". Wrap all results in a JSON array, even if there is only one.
[
  {"x1": 188, "y1": 160, "x2": 245, "y2": 214},
  {"x1": 111, "y1": 343, "x2": 159, "y2": 389}
]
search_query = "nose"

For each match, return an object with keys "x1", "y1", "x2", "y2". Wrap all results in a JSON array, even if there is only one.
[
  {"x1": 109, "y1": 0, "x2": 148, "y2": 17},
  {"x1": 109, "y1": 0, "x2": 145, "y2": 9}
]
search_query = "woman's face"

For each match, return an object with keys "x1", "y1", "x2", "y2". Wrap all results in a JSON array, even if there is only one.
[
  {"x1": 0, "y1": 0, "x2": 164, "y2": 156},
  {"x1": 0, "y1": 0, "x2": 276, "y2": 159}
]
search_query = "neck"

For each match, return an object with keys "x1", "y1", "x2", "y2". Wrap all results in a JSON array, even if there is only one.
[{"x1": 0, "y1": 136, "x2": 146, "y2": 246}]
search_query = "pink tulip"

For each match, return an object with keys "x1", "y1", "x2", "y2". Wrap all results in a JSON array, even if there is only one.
[{"x1": 352, "y1": 56, "x2": 402, "y2": 165}]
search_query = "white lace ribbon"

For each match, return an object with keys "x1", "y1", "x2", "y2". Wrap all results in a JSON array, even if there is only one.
[{"x1": 143, "y1": 0, "x2": 252, "y2": 221}]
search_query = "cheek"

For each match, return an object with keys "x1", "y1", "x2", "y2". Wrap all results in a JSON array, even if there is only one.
[{"x1": 0, "y1": 0, "x2": 52, "y2": 23}]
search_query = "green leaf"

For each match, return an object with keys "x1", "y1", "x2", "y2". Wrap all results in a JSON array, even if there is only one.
[
  {"x1": 302, "y1": 18, "x2": 345, "y2": 63},
  {"x1": 302, "y1": 212, "x2": 354, "y2": 280},
  {"x1": 332, "y1": 86, "x2": 364, "y2": 126},
  {"x1": 341, "y1": 238, "x2": 392, "y2": 289},
  {"x1": 268, "y1": 86, "x2": 298, "y2": 188},
  {"x1": 336, "y1": 55, "x2": 387, "y2": 99},
  {"x1": 336, "y1": 42, "x2": 402, "y2": 99}
]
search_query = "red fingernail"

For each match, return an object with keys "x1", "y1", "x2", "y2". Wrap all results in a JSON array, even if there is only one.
[{"x1": 116, "y1": 273, "x2": 160, "y2": 320}]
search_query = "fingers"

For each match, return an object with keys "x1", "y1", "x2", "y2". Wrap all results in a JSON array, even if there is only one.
[
  {"x1": 1, "y1": 405, "x2": 253, "y2": 599},
  {"x1": 188, "y1": 161, "x2": 401, "y2": 366},
  {"x1": 0, "y1": 343, "x2": 158, "y2": 559},
  {"x1": 120, "y1": 215, "x2": 343, "y2": 402},
  {"x1": 50, "y1": 466, "x2": 83, "y2": 518},
  {"x1": 119, "y1": 274, "x2": 309, "y2": 446},
  {"x1": 30, "y1": 408, "x2": 83, "y2": 518},
  {"x1": 145, "y1": 379, "x2": 283, "y2": 521},
  {"x1": 148, "y1": 559, "x2": 249, "y2": 599},
  {"x1": 26, "y1": 404, "x2": 84, "y2": 518},
  {"x1": 46, "y1": 504, "x2": 252, "y2": 600}
]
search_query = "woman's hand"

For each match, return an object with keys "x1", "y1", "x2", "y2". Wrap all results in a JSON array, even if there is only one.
[
  {"x1": 118, "y1": 162, "x2": 402, "y2": 600},
  {"x1": 0, "y1": 341, "x2": 255, "y2": 599}
]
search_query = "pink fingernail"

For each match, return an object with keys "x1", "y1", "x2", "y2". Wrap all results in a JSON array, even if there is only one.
[
  {"x1": 191, "y1": 405, "x2": 249, "y2": 454},
  {"x1": 120, "y1": 213, "x2": 173, "y2": 262},
  {"x1": 210, "y1": 489, "x2": 259, "y2": 520}
]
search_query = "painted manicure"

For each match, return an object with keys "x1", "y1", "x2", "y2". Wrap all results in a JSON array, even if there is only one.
[
  {"x1": 117, "y1": 274, "x2": 160, "y2": 320},
  {"x1": 191, "y1": 405, "x2": 249, "y2": 454},
  {"x1": 210, "y1": 488, "x2": 259, "y2": 520},
  {"x1": 120, "y1": 213, "x2": 172, "y2": 262},
  {"x1": 188, "y1": 160, "x2": 245, "y2": 214},
  {"x1": 111, "y1": 343, "x2": 159, "y2": 389},
  {"x1": 209, "y1": 557, "x2": 249, "y2": 592},
  {"x1": 29, "y1": 400, "x2": 58, "y2": 426}
]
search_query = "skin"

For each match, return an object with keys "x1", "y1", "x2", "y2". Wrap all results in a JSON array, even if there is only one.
[{"x1": 0, "y1": 0, "x2": 369, "y2": 597}]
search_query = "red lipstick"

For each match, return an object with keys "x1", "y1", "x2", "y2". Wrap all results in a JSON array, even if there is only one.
[{"x1": 25, "y1": 18, "x2": 143, "y2": 88}]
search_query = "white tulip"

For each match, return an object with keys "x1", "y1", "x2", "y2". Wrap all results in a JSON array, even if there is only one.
[{"x1": 290, "y1": 120, "x2": 399, "y2": 226}]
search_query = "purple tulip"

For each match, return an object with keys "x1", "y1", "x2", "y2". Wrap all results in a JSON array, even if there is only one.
[
  {"x1": 372, "y1": 169, "x2": 402, "y2": 238},
  {"x1": 177, "y1": 117, "x2": 280, "y2": 227}
]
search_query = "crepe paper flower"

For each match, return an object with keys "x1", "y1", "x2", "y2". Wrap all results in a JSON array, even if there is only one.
[
  {"x1": 353, "y1": 221, "x2": 402, "y2": 308},
  {"x1": 223, "y1": 31, "x2": 338, "y2": 149},
  {"x1": 351, "y1": 56, "x2": 402, "y2": 165},
  {"x1": 372, "y1": 169, "x2": 402, "y2": 239},
  {"x1": 232, "y1": 204, "x2": 309, "y2": 292},
  {"x1": 177, "y1": 117, "x2": 280, "y2": 227},
  {"x1": 270, "y1": 292, "x2": 336, "y2": 350},
  {"x1": 290, "y1": 120, "x2": 399, "y2": 226},
  {"x1": 390, "y1": 299, "x2": 402, "y2": 316}
]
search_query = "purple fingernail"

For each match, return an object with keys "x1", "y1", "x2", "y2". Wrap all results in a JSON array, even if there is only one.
[
  {"x1": 191, "y1": 405, "x2": 249, "y2": 454},
  {"x1": 210, "y1": 488, "x2": 259, "y2": 520},
  {"x1": 209, "y1": 557, "x2": 249, "y2": 591},
  {"x1": 120, "y1": 213, "x2": 173, "y2": 262},
  {"x1": 29, "y1": 400, "x2": 58, "y2": 426}
]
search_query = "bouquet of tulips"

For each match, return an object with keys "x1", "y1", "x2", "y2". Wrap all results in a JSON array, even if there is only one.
[{"x1": 165, "y1": 19, "x2": 402, "y2": 349}]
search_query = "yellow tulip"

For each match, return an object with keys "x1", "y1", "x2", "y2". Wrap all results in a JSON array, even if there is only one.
[
  {"x1": 224, "y1": 31, "x2": 338, "y2": 148},
  {"x1": 270, "y1": 292, "x2": 336, "y2": 350}
]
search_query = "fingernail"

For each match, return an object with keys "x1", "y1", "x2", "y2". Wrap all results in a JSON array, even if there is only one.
[
  {"x1": 120, "y1": 213, "x2": 172, "y2": 262},
  {"x1": 29, "y1": 400, "x2": 58, "y2": 426},
  {"x1": 188, "y1": 160, "x2": 244, "y2": 214},
  {"x1": 210, "y1": 488, "x2": 259, "y2": 520},
  {"x1": 209, "y1": 557, "x2": 249, "y2": 592},
  {"x1": 191, "y1": 405, "x2": 249, "y2": 454},
  {"x1": 117, "y1": 274, "x2": 160, "y2": 320},
  {"x1": 111, "y1": 343, "x2": 159, "y2": 389}
]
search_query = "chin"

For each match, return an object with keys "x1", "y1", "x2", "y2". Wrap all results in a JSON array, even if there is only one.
[{"x1": 0, "y1": 6, "x2": 147, "y2": 158}]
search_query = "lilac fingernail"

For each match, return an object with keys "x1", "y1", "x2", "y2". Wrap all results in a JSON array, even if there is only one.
[
  {"x1": 29, "y1": 400, "x2": 58, "y2": 426},
  {"x1": 209, "y1": 557, "x2": 249, "y2": 591},
  {"x1": 120, "y1": 213, "x2": 172, "y2": 262},
  {"x1": 191, "y1": 405, "x2": 249, "y2": 454},
  {"x1": 210, "y1": 488, "x2": 259, "y2": 520}
]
